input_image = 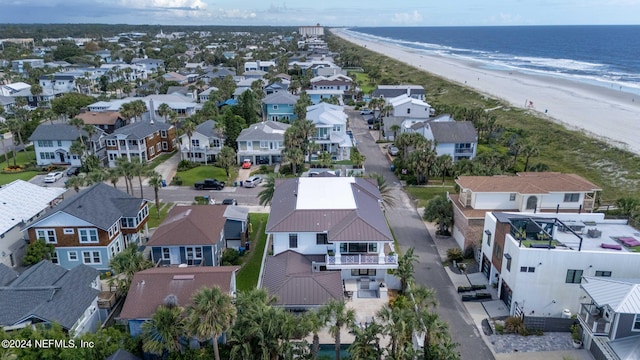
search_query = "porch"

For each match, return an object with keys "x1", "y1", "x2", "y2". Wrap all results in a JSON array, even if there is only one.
[
  {"x1": 325, "y1": 243, "x2": 398, "y2": 269},
  {"x1": 578, "y1": 303, "x2": 611, "y2": 336}
]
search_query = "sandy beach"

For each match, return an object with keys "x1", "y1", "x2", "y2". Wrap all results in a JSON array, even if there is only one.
[{"x1": 331, "y1": 28, "x2": 640, "y2": 155}]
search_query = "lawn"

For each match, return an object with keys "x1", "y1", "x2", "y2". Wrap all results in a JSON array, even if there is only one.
[
  {"x1": 0, "y1": 148, "x2": 39, "y2": 185},
  {"x1": 236, "y1": 213, "x2": 268, "y2": 291},
  {"x1": 0, "y1": 171, "x2": 40, "y2": 186},
  {"x1": 146, "y1": 202, "x2": 174, "y2": 229},
  {"x1": 174, "y1": 165, "x2": 228, "y2": 186},
  {"x1": 405, "y1": 182, "x2": 455, "y2": 208}
]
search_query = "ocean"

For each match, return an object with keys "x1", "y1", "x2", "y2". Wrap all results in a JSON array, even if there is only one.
[{"x1": 345, "y1": 26, "x2": 640, "y2": 95}]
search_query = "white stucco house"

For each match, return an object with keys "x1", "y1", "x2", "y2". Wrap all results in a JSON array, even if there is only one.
[{"x1": 305, "y1": 102, "x2": 353, "y2": 161}]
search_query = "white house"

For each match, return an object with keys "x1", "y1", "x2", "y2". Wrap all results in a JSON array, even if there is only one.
[
  {"x1": 382, "y1": 94, "x2": 433, "y2": 141},
  {"x1": 244, "y1": 60, "x2": 276, "y2": 72},
  {"x1": 480, "y1": 211, "x2": 640, "y2": 321},
  {"x1": 29, "y1": 124, "x2": 106, "y2": 166},
  {"x1": 0, "y1": 180, "x2": 65, "y2": 268},
  {"x1": 236, "y1": 121, "x2": 290, "y2": 165},
  {"x1": 305, "y1": 102, "x2": 353, "y2": 161},
  {"x1": 450, "y1": 172, "x2": 601, "y2": 250},
  {"x1": 180, "y1": 120, "x2": 224, "y2": 164},
  {"x1": 402, "y1": 116, "x2": 478, "y2": 161}
]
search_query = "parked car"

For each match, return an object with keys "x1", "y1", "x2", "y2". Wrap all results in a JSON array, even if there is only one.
[
  {"x1": 243, "y1": 176, "x2": 262, "y2": 188},
  {"x1": 194, "y1": 179, "x2": 225, "y2": 190},
  {"x1": 388, "y1": 146, "x2": 399, "y2": 156},
  {"x1": 67, "y1": 166, "x2": 80, "y2": 176},
  {"x1": 241, "y1": 159, "x2": 252, "y2": 169},
  {"x1": 222, "y1": 198, "x2": 237, "y2": 205},
  {"x1": 360, "y1": 108, "x2": 373, "y2": 115},
  {"x1": 44, "y1": 172, "x2": 63, "y2": 183}
]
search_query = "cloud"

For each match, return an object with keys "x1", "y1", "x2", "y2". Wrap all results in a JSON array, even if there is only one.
[
  {"x1": 116, "y1": 0, "x2": 207, "y2": 10},
  {"x1": 391, "y1": 10, "x2": 423, "y2": 24}
]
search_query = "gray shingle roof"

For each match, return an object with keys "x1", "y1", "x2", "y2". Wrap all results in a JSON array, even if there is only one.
[
  {"x1": 373, "y1": 85, "x2": 425, "y2": 98},
  {"x1": 0, "y1": 264, "x2": 18, "y2": 286},
  {"x1": 430, "y1": 121, "x2": 477, "y2": 143},
  {"x1": 262, "y1": 250, "x2": 343, "y2": 307},
  {"x1": 262, "y1": 91, "x2": 298, "y2": 105},
  {"x1": 29, "y1": 124, "x2": 101, "y2": 142},
  {"x1": 107, "y1": 121, "x2": 172, "y2": 140},
  {"x1": 0, "y1": 260, "x2": 99, "y2": 330},
  {"x1": 236, "y1": 121, "x2": 291, "y2": 142},
  {"x1": 195, "y1": 119, "x2": 221, "y2": 138},
  {"x1": 105, "y1": 349, "x2": 142, "y2": 360},
  {"x1": 29, "y1": 183, "x2": 144, "y2": 231}
]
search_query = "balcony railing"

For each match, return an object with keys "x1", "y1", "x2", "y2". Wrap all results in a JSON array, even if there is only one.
[
  {"x1": 583, "y1": 194, "x2": 595, "y2": 211},
  {"x1": 326, "y1": 253, "x2": 398, "y2": 266},
  {"x1": 459, "y1": 191, "x2": 472, "y2": 207},
  {"x1": 578, "y1": 303, "x2": 611, "y2": 336},
  {"x1": 454, "y1": 148, "x2": 474, "y2": 154}
]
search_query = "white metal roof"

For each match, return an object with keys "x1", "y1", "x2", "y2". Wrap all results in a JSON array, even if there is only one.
[
  {"x1": 0, "y1": 180, "x2": 66, "y2": 235},
  {"x1": 582, "y1": 276, "x2": 640, "y2": 314},
  {"x1": 296, "y1": 177, "x2": 356, "y2": 210}
]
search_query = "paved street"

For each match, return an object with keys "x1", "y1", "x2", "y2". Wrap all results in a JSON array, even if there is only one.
[{"x1": 347, "y1": 108, "x2": 495, "y2": 360}]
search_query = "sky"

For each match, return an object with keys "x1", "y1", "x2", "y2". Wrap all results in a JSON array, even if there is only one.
[{"x1": 1, "y1": 0, "x2": 639, "y2": 27}]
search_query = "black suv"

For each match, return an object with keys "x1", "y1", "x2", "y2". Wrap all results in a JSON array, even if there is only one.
[{"x1": 67, "y1": 166, "x2": 80, "y2": 176}]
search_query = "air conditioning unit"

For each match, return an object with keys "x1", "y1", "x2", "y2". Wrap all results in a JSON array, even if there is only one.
[{"x1": 311, "y1": 262, "x2": 320, "y2": 273}]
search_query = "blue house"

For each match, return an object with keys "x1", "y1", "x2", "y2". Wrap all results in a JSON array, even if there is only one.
[
  {"x1": 147, "y1": 205, "x2": 227, "y2": 267},
  {"x1": 24, "y1": 183, "x2": 149, "y2": 271},
  {"x1": 262, "y1": 91, "x2": 298, "y2": 122}
]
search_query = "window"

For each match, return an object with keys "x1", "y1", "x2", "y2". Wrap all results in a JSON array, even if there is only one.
[
  {"x1": 493, "y1": 243, "x2": 502, "y2": 259},
  {"x1": 211, "y1": 139, "x2": 220, "y2": 148},
  {"x1": 51, "y1": 251, "x2": 58, "y2": 264},
  {"x1": 407, "y1": 108, "x2": 411, "y2": 114},
  {"x1": 509, "y1": 193, "x2": 516, "y2": 201},
  {"x1": 106, "y1": 139, "x2": 116, "y2": 146},
  {"x1": 149, "y1": 146, "x2": 155, "y2": 156},
  {"x1": 68, "y1": 251, "x2": 78, "y2": 261},
  {"x1": 520, "y1": 266, "x2": 527, "y2": 272},
  {"x1": 37, "y1": 140, "x2": 53, "y2": 147},
  {"x1": 156, "y1": 143, "x2": 161, "y2": 152},
  {"x1": 368, "y1": 243, "x2": 378, "y2": 253},
  {"x1": 485, "y1": 230, "x2": 492, "y2": 246},
  {"x1": 316, "y1": 233, "x2": 328, "y2": 245},
  {"x1": 162, "y1": 248, "x2": 170, "y2": 260},
  {"x1": 82, "y1": 251, "x2": 101, "y2": 264},
  {"x1": 36, "y1": 229, "x2": 57, "y2": 244},
  {"x1": 260, "y1": 141, "x2": 269, "y2": 149},
  {"x1": 186, "y1": 246, "x2": 203, "y2": 260},
  {"x1": 273, "y1": 105, "x2": 278, "y2": 110},
  {"x1": 564, "y1": 193, "x2": 580, "y2": 202},
  {"x1": 40, "y1": 152, "x2": 55, "y2": 160},
  {"x1": 566, "y1": 269, "x2": 583, "y2": 283},
  {"x1": 528, "y1": 267, "x2": 535, "y2": 273},
  {"x1": 633, "y1": 314, "x2": 640, "y2": 331},
  {"x1": 160, "y1": 130, "x2": 167, "y2": 138},
  {"x1": 595, "y1": 271, "x2": 612, "y2": 277},
  {"x1": 121, "y1": 217, "x2": 136, "y2": 228},
  {"x1": 162, "y1": 141, "x2": 168, "y2": 150},
  {"x1": 526, "y1": 196, "x2": 538, "y2": 210},
  {"x1": 351, "y1": 269, "x2": 376, "y2": 276},
  {"x1": 79, "y1": 229, "x2": 99, "y2": 243},
  {"x1": 289, "y1": 234, "x2": 298, "y2": 248},
  {"x1": 57, "y1": 140, "x2": 62, "y2": 147},
  {"x1": 504, "y1": 253, "x2": 512, "y2": 271},
  {"x1": 63, "y1": 228, "x2": 75, "y2": 234},
  {"x1": 191, "y1": 139, "x2": 200, "y2": 147}
]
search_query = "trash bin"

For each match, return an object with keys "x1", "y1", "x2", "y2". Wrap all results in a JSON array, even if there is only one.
[
  {"x1": 238, "y1": 247, "x2": 245, "y2": 255},
  {"x1": 245, "y1": 241, "x2": 250, "y2": 250},
  {"x1": 240, "y1": 181, "x2": 243, "y2": 187},
  {"x1": 390, "y1": 164, "x2": 395, "y2": 171},
  {"x1": 161, "y1": 180, "x2": 167, "y2": 187},
  {"x1": 234, "y1": 181, "x2": 238, "y2": 187},
  {"x1": 204, "y1": 196, "x2": 209, "y2": 203}
]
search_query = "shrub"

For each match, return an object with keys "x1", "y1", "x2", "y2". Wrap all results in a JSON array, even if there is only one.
[
  {"x1": 259, "y1": 165, "x2": 268, "y2": 173},
  {"x1": 178, "y1": 160, "x2": 199, "y2": 171},
  {"x1": 222, "y1": 248, "x2": 241, "y2": 266},
  {"x1": 504, "y1": 316, "x2": 528, "y2": 335},
  {"x1": 494, "y1": 322, "x2": 504, "y2": 334},
  {"x1": 170, "y1": 176, "x2": 183, "y2": 185},
  {"x1": 447, "y1": 248, "x2": 464, "y2": 262}
]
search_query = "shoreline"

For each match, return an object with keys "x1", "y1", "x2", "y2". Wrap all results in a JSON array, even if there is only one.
[{"x1": 330, "y1": 28, "x2": 640, "y2": 155}]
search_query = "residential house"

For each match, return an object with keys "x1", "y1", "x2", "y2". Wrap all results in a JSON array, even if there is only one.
[
  {"x1": 579, "y1": 277, "x2": 640, "y2": 359},
  {"x1": 262, "y1": 91, "x2": 298, "y2": 122},
  {"x1": 402, "y1": 116, "x2": 478, "y2": 161},
  {"x1": 262, "y1": 177, "x2": 398, "y2": 308},
  {"x1": 77, "y1": 111, "x2": 127, "y2": 134},
  {"x1": 88, "y1": 94, "x2": 200, "y2": 120},
  {"x1": 166, "y1": 86, "x2": 197, "y2": 100},
  {"x1": 223, "y1": 206, "x2": 249, "y2": 250},
  {"x1": 10, "y1": 86, "x2": 58, "y2": 108},
  {"x1": 264, "y1": 82, "x2": 289, "y2": 95},
  {"x1": 372, "y1": 85, "x2": 426, "y2": 101},
  {"x1": 119, "y1": 266, "x2": 239, "y2": 336},
  {"x1": 24, "y1": 183, "x2": 149, "y2": 271},
  {"x1": 479, "y1": 211, "x2": 640, "y2": 330},
  {"x1": 0, "y1": 82, "x2": 31, "y2": 97},
  {"x1": 450, "y1": 172, "x2": 601, "y2": 250},
  {"x1": 244, "y1": 60, "x2": 276, "y2": 72},
  {"x1": 11, "y1": 59, "x2": 45, "y2": 74},
  {"x1": 200, "y1": 67, "x2": 235, "y2": 83},
  {"x1": 29, "y1": 124, "x2": 106, "y2": 166},
  {"x1": 180, "y1": 119, "x2": 224, "y2": 164},
  {"x1": 0, "y1": 180, "x2": 65, "y2": 268},
  {"x1": 198, "y1": 86, "x2": 219, "y2": 102},
  {"x1": 0, "y1": 96, "x2": 14, "y2": 114},
  {"x1": 0, "y1": 260, "x2": 101, "y2": 335},
  {"x1": 236, "y1": 121, "x2": 290, "y2": 165},
  {"x1": 310, "y1": 74, "x2": 352, "y2": 91},
  {"x1": 307, "y1": 89, "x2": 343, "y2": 105},
  {"x1": 147, "y1": 205, "x2": 227, "y2": 266},
  {"x1": 382, "y1": 94, "x2": 433, "y2": 140},
  {"x1": 306, "y1": 102, "x2": 353, "y2": 161},
  {"x1": 39, "y1": 74, "x2": 76, "y2": 94},
  {"x1": 162, "y1": 71, "x2": 188, "y2": 85},
  {"x1": 131, "y1": 58, "x2": 164, "y2": 73},
  {"x1": 104, "y1": 121, "x2": 177, "y2": 167}
]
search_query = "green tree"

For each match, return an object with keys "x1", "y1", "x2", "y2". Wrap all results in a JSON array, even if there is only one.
[
  {"x1": 216, "y1": 146, "x2": 237, "y2": 178},
  {"x1": 392, "y1": 247, "x2": 418, "y2": 293},
  {"x1": 69, "y1": 117, "x2": 86, "y2": 147},
  {"x1": 141, "y1": 302, "x2": 186, "y2": 358},
  {"x1": 182, "y1": 119, "x2": 196, "y2": 161},
  {"x1": 423, "y1": 195, "x2": 454, "y2": 236},
  {"x1": 115, "y1": 157, "x2": 135, "y2": 195},
  {"x1": 389, "y1": 124, "x2": 401, "y2": 141},
  {"x1": 283, "y1": 147, "x2": 304, "y2": 175},
  {"x1": 348, "y1": 320, "x2": 383, "y2": 360},
  {"x1": 131, "y1": 159, "x2": 147, "y2": 199},
  {"x1": 302, "y1": 310, "x2": 329, "y2": 360},
  {"x1": 408, "y1": 140, "x2": 437, "y2": 184},
  {"x1": 350, "y1": 148, "x2": 366, "y2": 169},
  {"x1": 522, "y1": 142, "x2": 540, "y2": 172},
  {"x1": 258, "y1": 174, "x2": 282, "y2": 207},
  {"x1": 64, "y1": 175, "x2": 85, "y2": 192},
  {"x1": 367, "y1": 173, "x2": 396, "y2": 208},
  {"x1": 434, "y1": 154, "x2": 453, "y2": 185},
  {"x1": 147, "y1": 170, "x2": 163, "y2": 217},
  {"x1": 237, "y1": 89, "x2": 260, "y2": 125},
  {"x1": 69, "y1": 140, "x2": 86, "y2": 168},
  {"x1": 615, "y1": 197, "x2": 639, "y2": 217},
  {"x1": 318, "y1": 151, "x2": 333, "y2": 168},
  {"x1": 50, "y1": 93, "x2": 94, "y2": 119},
  {"x1": 319, "y1": 300, "x2": 355, "y2": 360},
  {"x1": 157, "y1": 103, "x2": 171, "y2": 122},
  {"x1": 109, "y1": 245, "x2": 153, "y2": 294},
  {"x1": 293, "y1": 91, "x2": 312, "y2": 120},
  {"x1": 185, "y1": 287, "x2": 237, "y2": 360},
  {"x1": 23, "y1": 240, "x2": 55, "y2": 265}
]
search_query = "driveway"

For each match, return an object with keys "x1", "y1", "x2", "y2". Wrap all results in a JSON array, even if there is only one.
[{"x1": 348, "y1": 108, "x2": 494, "y2": 359}]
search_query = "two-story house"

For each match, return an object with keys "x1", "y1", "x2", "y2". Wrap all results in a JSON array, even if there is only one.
[
  {"x1": 179, "y1": 120, "x2": 224, "y2": 164},
  {"x1": 479, "y1": 211, "x2": 640, "y2": 331},
  {"x1": 372, "y1": 84, "x2": 426, "y2": 101},
  {"x1": 236, "y1": 121, "x2": 290, "y2": 165},
  {"x1": 119, "y1": 266, "x2": 239, "y2": 337},
  {"x1": 244, "y1": 60, "x2": 276, "y2": 72},
  {"x1": 310, "y1": 74, "x2": 352, "y2": 91},
  {"x1": 305, "y1": 102, "x2": 353, "y2": 161},
  {"x1": 403, "y1": 116, "x2": 478, "y2": 161},
  {"x1": 450, "y1": 172, "x2": 601, "y2": 250},
  {"x1": 29, "y1": 124, "x2": 106, "y2": 166},
  {"x1": 24, "y1": 183, "x2": 149, "y2": 271},
  {"x1": 104, "y1": 121, "x2": 176, "y2": 167},
  {"x1": 0, "y1": 260, "x2": 102, "y2": 335},
  {"x1": 262, "y1": 92, "x2": 298, "y2": 122},
  {"x1": 77, "y1": 111, "x2": 127, "y2": 134},
  {"x1": 382, "y1": 94, "x2": 433, "y2": 141},
  {"x1": 262, "y1": 177, "x2": 398, "y2": 308},
  {"x1": 579, "y1": 276, "x2": 640, "y2": 359},
  {"x1": 0, "y1": 180, "x2": 65, "y2": 268},
  {"x1": 39, "y1": 74, "x2": 76, "y2": 94},
  {"x1": 147, "y1": 205, "x2": 227, "y2": 267}
]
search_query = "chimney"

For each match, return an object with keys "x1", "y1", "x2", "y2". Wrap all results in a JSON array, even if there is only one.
[
  {"x1": 148, "y1": 99, "x2": 155, "y2": 123},
  {"x1": 406, "y1": 87, "x2": 410, "y2": 97}
]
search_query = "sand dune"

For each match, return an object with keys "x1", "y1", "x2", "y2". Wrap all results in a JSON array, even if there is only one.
[{"x1": 331, "y1": 28, "x2": 640, "y2": 155}]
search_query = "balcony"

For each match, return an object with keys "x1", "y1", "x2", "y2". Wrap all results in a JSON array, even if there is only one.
[
  {"x1": 578, "y1": 303, "x2": 611, "y2": 336},
  {"x1": 326, "y1": 253, "x2": 398, "y2": 269},
  {"x1": 583, "y1": 194, "x2": 596, "y2": 211},
  {"x1": 454, "y1": 148, "x2": 474, "y2": 154},
  {"x1": 459, "y1": 191, "x2": 472, "y2": 207}
]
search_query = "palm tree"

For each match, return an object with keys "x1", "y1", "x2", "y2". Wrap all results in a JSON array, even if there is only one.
[
  {"x1": 109, "y1": 245, "x2": 153, "y2": 292},
  {"x1": 367, "y1": 172, "x2": 396, "y2": 208},
  {"x1": 5, "y1": 119, "x2": 24, "y2": 166},
  {"x1": 393, "y1": 247, "x2": 418, "y2": 293},
  {"x1": 157, "y1": 103, "x2": 171, "y2": 122},
  {"x1": 69, "y1": 140, "x2": 86, "y2": 168},
  {"x1": 106, "y1": 167, "x2": 121, "y2": 189},
  {"x1": 302, "y1": 309, "x2": 328, "y2": 360},
  {"x1": 64, "y1": 175, "x2": 85, "y2": 192},
  {"x1": 350, "y1": 148, "x2": 366, "y2": 169},
  {"x1": 318, "y1": 151, "x2": 333, "y2": 168},
  {"x1": 283, "y1": 147, "x2": 304, "y2": 175},
  {"x1": 115, "y1": 157, "x2": 135, "y2": 195},
  {"x1": 216, "y1": 146, "x2": 237, "y2": 178},
  {"x1": 147, "y1": 170, "x2": 163, "y2": 217},
  {"x1": 185, "y1": 287, "x2": 237, "y2": 360},
  {"x1": 258, "y1": 174, "x2": 282, "y2": 207},
  {"x1": 435, "y1": 154, "x2": 453, "y2": 185},
  {"x1": 182, "y1": 119, "x2": 196, "y2": 161},
  {"x1": 119, "y1": 102, "x2": 136, "y2": 123},
  {"x1": 69, "y1": 117, "x2": 86, "y2": 147},
  {"x1": 376, "y1": 303, "x2": 416, "y2": 359},
  {"x1": 319, "y1": 300, "x2": 355, "y2": 360},
  {"x1": 141, "y1": 302, "x2": 186, "y2": 358},
  {"x1": 389, "y1": 124, "x2": 401, "y2": 141},
  {"x1": 168, "y1": 111, "x2": 180, "y2": 129},
  {"x1": 348, "y1": 320, "x2": 382, "y2": 360},
  {"x1": 83, "y1": 124, "x2": 98, "y2": 155},
  {"x1": 131, "y1": 159, "x2": 146, "y2": 198},
  {"x1": 408, "y1": 140, "x2": 437, "y2": 184},
  {"x1": 522, "y1": 143, "x2": 540, "y2": 172}
]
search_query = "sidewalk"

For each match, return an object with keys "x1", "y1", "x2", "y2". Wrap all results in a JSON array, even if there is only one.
[{"x1": 421, "y1": 216, "x2": 594, "y2": 359}]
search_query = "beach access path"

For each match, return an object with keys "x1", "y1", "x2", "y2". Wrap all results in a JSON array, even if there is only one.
[{"x1": 331, "y1": 28, "x2": 640, "y2": 155}]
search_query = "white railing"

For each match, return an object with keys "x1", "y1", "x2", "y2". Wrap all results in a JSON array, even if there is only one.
[{"x1": 326, "y1": 254, "x2": 398, "y2": 266}]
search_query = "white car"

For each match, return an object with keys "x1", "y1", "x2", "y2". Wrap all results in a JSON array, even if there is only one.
[
  {"x1": 44, "y1": 172, "x2": 63, "y2": 183},
  {"x1": 243, "y1": 176, "x2": 262, "y2": 188}
]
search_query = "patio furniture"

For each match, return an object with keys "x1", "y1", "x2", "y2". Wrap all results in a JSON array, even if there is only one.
[
  {"x1": 618, "y1": 237, "x2": 640, "y2": 247},
  {"x1": 601, "y1": 243, "x2": 622, "y2": 250},
  {"x1": 587, "y1": 229, "x2": 602, "y2": 238}
]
